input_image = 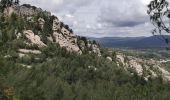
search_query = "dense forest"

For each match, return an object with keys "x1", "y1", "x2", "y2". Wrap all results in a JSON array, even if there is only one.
[{"x1": 0, "y1": 0, "x2": 170, "y2": 100}]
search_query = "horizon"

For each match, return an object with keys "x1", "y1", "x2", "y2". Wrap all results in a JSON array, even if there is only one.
[{"x1": 87, "y1": 35, "x2": 170, "y2": 38}]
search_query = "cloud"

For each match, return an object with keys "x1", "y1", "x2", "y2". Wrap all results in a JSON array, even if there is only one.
[
  {"x1": 21, "y1": 0, "x2": 155, "y2": 37},
  {"x1": 98, "y1": 0, "x2": 148, "y2": 27},
  {"x1": 20, "y1": 0, "x2": 92, "y2": 13}
]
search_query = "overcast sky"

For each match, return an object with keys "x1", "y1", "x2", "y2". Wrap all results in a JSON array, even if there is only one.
[{"x1": 20, "y1": 0, "x2": 159, "y2": 37}]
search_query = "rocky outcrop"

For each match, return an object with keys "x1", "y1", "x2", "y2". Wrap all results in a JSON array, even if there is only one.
[
  {"x1": 38, "y1": 18, "x2": 45, "y2": 30},
  {"x1": 87, "y1": 41, "x2": 101, "y2": 56},
  {"x1": 52, "y1": 18, "x2": 82, "y2": 54},
  {"x1": 52, "y1": 31, "x2": 82, "y2": 54},
  {"x1": 19, "y1": 4, "x2": 50, "y2": 16},
  {"x1": 18, "y1": 49, "x2": 41, "y2": 54},
  {"x1": 158, "y1": 67, "x2": 170, "y2": 81},
  {"x1": 23, "y1": 30, "x2": 46, "y2": 47},
  {"x1": 91, "y1": 44, "x2": 101, "y2": 56},
  {"x1": 52, "y1": 18, "x2": 60, "y2": 31},
  {"x1": 4, "y1": 4, "x2": 51, "y2": 17},
  {"x1": 106, "y1": 56, "x2": 113, "y2": 61},
  {"x1": 77, "y1": 39, "x2": 101, "y2": 56},
  {"x1": 116, "y1": 53, "x2": 170, "y2": 81},
  {"x1": 128, "y1": 58, "x2": 143, "y2": 76},
  {"x1": 5, "y1": 3, "x2": 100, "y2": 55}
]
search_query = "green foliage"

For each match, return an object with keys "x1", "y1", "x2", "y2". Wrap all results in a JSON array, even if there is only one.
[
  {"x1": 0, "y1": 13, "x2": 26, "y2": 42},
  {"x1": 0, "y1": 3, "x2": 170, "y2": 99},
  {"x1": 0, "y1": 41, "x2": 169, "y2": 100}
]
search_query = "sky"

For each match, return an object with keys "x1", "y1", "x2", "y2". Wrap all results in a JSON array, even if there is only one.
[{"x1": 20, "y1": 0, "x2": 158, "y2": 37}]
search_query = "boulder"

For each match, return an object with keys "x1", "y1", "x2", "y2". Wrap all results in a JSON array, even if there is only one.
[
  {"x1": 18, "y1": 49, "x2": 41, "y2": 54},
  {"x1": 53, "y1": 32, "x2": 82, "y2": 54},
  {"x1": 106, "y1": 56, "x2": 112, "y2": 61},
  {"x1": 23, "y1": 30, "x2": 46, "y2": 47},
  {"x1": 91, "y1": 44, "x2": 101, "y2": 56}
]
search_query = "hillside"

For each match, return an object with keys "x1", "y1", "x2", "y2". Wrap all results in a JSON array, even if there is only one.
[
  {"x1": 91, "y1": 36, "x2": 169, "y2": 49},
  {"x1": 0, "y1": 1, "x2": 170, "y2": 100}
]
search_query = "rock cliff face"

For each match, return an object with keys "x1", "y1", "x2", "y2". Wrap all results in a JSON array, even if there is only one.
[
  {"x1": 52, "y1": 18, "x2": 82, "y2": 54},
  {"x1": 23, "y1": 30, "x2": 46, "y2": 47},
  {"x1": 90, "y1": 44, "x2": 101, "y2": 56},
  {"x1": 116, "y1": 53, "x2": 170, "y2": 81}
]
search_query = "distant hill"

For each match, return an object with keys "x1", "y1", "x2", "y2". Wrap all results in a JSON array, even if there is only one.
[{"x1": 90, "y1": 36, "x2": 170, "y2": 49}]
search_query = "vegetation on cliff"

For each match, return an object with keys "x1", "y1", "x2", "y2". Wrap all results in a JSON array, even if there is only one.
[{"x1": 0, "y1": 1, "x2": 170, "y2": 100}]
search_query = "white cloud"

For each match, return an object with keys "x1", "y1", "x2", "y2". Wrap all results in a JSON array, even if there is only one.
[
  {"x1": 65, "y1": 14, "x2": 74, "y2": 18},
  {"x1": 21, "y1": 0, "x2": 159, "y2": 37},
  {"x1": 86, "y1": 25, "x2": 91, "y2": 29}
]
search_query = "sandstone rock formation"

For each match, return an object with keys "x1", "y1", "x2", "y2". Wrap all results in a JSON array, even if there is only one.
[
  {"x1": 18, "y1": 49, "x2": 41, "y2": 54},
  {"x1": 23, "y1": 30, "x2": 46, "y2": 47},
  {"x1": 5, "y1": 3, "x2": 100, "y2": 55},
  {"x1": 52, "y1": 18, "x2": 60, "y2": 31},
  {"x1": 52, "y1": 18, "x2": 82, "y2": 54},
  {"x1": 116, "y1": 53, "x2": 170, "y2": 81},
  {"x1": 106, "y1": 56, "x2": 113, "y2": 61},
  {"x1": 91, "y1": 44, "x2": 101, "y2": 56}
]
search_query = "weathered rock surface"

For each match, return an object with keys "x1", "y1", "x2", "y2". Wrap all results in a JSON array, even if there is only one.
[
  {"x1": 116, "y1": 53, "x2": 170, "y2": 81},
  {"x1": 52, "y1": 18, "x2": 60, "y2": 31},
  {"x1": 23, "y1": 30, "x2": 46, "y2": 47},
  {"x1": 52, "y1": 18, "x2": 82, "y2": 54},
  {"x1": 18, "y1": 49, "x2": 41, "y2": 54},
  {"x1": 106, "y1": 56, "x2": 112, "y2": 61},
  {"x1": 91, "y1": 44, "x2": 101, "y2": 56}
]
